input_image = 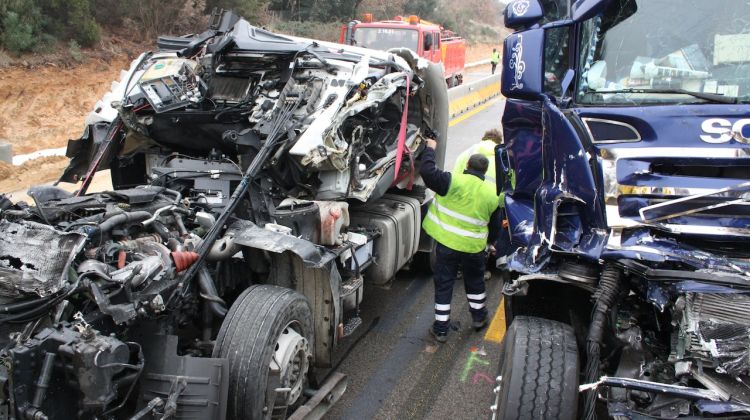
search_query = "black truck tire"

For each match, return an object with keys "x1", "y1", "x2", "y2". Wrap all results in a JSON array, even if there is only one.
[
  {"x1": 496, "y1": 316, "x2": 579, "y2": 420},
  {"x1": 213, "y1": 284, "x2": 314, "y2": 420}
]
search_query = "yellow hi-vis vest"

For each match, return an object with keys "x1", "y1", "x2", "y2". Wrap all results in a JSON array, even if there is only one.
[
  {"x1": 491, "y1": 51, "x2": 500, "y2": 63},
  {"x1": 423, "y1": 172, "x2": 500, "y2": 253}
]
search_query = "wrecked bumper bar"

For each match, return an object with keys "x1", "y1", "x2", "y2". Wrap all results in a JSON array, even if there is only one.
[{"x1": 580, "y1": 376, "x2": 725, "y2": 401}]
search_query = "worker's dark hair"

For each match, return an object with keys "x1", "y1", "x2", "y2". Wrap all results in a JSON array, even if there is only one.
[
  {"x1": 467, "y1": 154, "x2": 489, "y2": 174},
  {"x1": 482, "y1": 128, "x2": 504, "y2": 145}
]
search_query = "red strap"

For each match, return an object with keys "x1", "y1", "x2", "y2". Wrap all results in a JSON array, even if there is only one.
[
  {"x1": 77, "y1": 119, "x2": 124, "y2": 196},
  {"x1": 392, "y1": 74, "x2": 413, "y2": 189}
]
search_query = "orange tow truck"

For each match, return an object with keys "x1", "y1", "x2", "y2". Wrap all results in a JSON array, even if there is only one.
[{"x1": 340, "y1": 14, "x2": 466, "y2": 87}]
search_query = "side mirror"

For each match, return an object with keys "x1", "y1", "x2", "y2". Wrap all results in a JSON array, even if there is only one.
[
  {"x1": 504, "y1": 0, "x2": 544, "y2": 30},
  {"x1": 501, "y1": 28, "x2": 544, "y2": 100},
  {"x1": 572, "y1": 0, "x2": 612, "y2": 22}
]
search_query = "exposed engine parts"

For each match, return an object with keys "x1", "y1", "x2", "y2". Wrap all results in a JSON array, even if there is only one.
[{"x1": 0, "y1": 10, "x2": 448, "y2": 419}]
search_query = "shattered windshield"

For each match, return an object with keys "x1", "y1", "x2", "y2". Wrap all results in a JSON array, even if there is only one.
[
  {"x1": 577, "y1": 0, "x2": 750, "y2": 105},
  {"x1": 353, "y1": 27, "x2": 419, "y2": 52}
]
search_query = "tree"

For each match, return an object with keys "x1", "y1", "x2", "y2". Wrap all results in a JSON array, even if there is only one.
[
  {"x1": 0, "y1": 0, "x2": 43, "y2": 53},
  {"x1": 355, "y1": 0, "x2": 407, "y2": 21},
  {"x1": 403, "y1": 0, "x2": 437, "y2": 19},
  {"x1": 205, "y1": 0, "x2": 271, "y2": 25},
  {"x1": 35, "y1": 0, "x2": 101, "y2": 46},
  {"x1": 269, "y1": 0, "x2": 362, "y2": 22}
]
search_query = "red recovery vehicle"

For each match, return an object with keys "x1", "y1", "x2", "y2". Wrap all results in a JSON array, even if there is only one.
[{"x1": 340, "y1": 14, "x2": 466, "y2": 87}]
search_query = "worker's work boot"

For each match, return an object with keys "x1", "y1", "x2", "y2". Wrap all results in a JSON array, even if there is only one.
[
  {"x1": 472, "y1": 317, "x2": 488, "y2": 332},
  {"x1": 429, "y1": 327, "x2": 449, "y2": 343}
]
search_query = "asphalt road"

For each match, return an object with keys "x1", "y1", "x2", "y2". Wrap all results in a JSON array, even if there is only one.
[{"x1": 324, "y1": 97, "x2": 507, "y2": 420}]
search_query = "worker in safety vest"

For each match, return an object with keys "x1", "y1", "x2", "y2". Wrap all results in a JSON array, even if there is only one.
[
  {"x1": 420, "y1": 135, "x2": 501, "y2": 343},
  {"x1": 451, "y1": 129, "x2": 503, "y2": 189},
  {"x1": 491, "y1": 48, "x2": 500, "y2": 74},
  {"x1": 452, "y1": 129, "x2": 514, "y2": 269}
]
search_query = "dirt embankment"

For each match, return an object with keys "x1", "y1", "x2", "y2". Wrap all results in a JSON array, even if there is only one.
[
  {"x1": 0, "y1": 156, "x2": 69, "y2": 194},
  {"x1": 0, "y1": 43, "x2": 497, "y2": 195},
  {"x1": 0, "y1": 57, "x2": 132, "y2": 155},
  {"x1": 0, "y1": 49, "x2": 135, "y2": 195}
]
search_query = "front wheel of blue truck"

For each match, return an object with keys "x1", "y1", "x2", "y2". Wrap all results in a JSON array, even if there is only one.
[{"x1": 494, "y1": 316, "x2": 579, "y2": 420}]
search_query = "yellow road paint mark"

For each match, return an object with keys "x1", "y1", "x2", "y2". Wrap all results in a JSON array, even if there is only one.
[
  {"x1": 449, "y1": 96, "x2": 502, "y2": 127},
  {"x1": 484, "y1": 296, "x2": 506, "y2": 343}
]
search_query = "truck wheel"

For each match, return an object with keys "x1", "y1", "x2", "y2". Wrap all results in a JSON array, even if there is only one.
[
  {"x1": 213, "y1": 284, "x2": 314, "y2": 420},
  {"x1": 495, "y1": 316, "x2": 578, "y2": 420}
]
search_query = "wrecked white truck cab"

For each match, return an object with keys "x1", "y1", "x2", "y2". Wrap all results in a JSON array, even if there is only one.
[{"x1": 0, "y1": 10, "x2": 447, "y2": 420}]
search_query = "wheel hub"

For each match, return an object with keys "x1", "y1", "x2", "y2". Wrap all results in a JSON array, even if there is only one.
[{"x1": 272, "y1": 323, "x2": 310, "y2": 405}]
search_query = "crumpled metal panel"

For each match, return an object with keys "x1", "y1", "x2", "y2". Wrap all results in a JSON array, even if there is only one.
[
  {"x1": 0, "y1": 220, "x2": 85, "y2": 297},
  {"x1": 229, "y1": 220, "x2": 337, "y2": 268}
]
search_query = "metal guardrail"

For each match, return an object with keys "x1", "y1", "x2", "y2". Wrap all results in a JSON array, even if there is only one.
[
  {"x1": 447, "y1": 74, "x2": 502, "y2": 118},
  {"x1": 465, "y1": 58, "x2": 491, "y2": 69}
]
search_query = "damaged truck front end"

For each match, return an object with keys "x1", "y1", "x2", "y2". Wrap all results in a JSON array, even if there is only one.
[
  {"x1": 0, "y1": 10, "x2": 448, "y2": 419},
  {"x1": 494, "y1": 0, "x2": 750, "y2": 418}
]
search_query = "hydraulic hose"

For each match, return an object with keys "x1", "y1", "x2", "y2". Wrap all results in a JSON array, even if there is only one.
[
  {"x1": 0, "y1": 293, "x2": 61, "y2": 314},
  {"x1": 583, "y1": 265, "x2": 622, "y2": 420},
  {"x1": 99, "y1": 211, "x2": 152, "y2": 234}
]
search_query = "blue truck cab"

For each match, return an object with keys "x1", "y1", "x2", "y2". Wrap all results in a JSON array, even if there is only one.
[{"x1": 492, "y1": 0, "x2": 750, "y2": 418}]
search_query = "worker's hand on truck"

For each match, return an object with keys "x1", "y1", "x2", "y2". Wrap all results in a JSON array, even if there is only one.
[{"x1": 425, "y1": 138, "x2": 437, "y2": 149}]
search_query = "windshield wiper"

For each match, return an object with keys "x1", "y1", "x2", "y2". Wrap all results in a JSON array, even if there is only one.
[{"x1": 588, "y1": 88, "x2": 738, "y2": 104}]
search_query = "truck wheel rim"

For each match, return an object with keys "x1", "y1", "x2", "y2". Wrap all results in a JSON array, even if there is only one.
[{"x1": 272, "y1": 322, "x2": 310, "y2": 405}]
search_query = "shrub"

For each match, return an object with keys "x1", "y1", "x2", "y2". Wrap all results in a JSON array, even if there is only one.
[
  {"x1": 267, "y1": 18, "x2": 340, "y2": 41},
  {"x1": 68, "y1": 39, "x2": 83, "y2": 62},
  {"x1": 34, "y1": 0, "x2": 100, "y2": 46},
  {"x1": 31, "y1": 32, "x2": 58, "y2": 54},
  {"x1": 0, "y1": 0, "x2": 44, "y2": 54},
  {"x1": 75, "y1": 18, "x2": 100, "y2": 46},
  {"x1": 1, "y1": 11, "x2": 35, "y2": 53}
]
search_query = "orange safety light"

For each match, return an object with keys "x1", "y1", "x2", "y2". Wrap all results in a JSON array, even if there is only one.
[
  {"x1": 362, "y1": 13, "x2": 373, "y2": 23},
  {"x1": 393, "y1": 15, "x2": 403, "y2": 21},
  {"x1": 408, "y1": 15, "x2": 420, "y2": 24}
]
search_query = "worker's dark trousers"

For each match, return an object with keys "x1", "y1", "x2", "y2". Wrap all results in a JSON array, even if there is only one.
[
  {"x1": 433, "y1": 242, "x2": 488, "y2": 334},
  {"x1": 491, "y1": 62, "x2": 498, "y2": 74}
]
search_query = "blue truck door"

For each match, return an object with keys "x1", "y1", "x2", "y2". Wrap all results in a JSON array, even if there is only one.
[{"x1": 501, "y1": 24, "x2": 608, "y2": 270}]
